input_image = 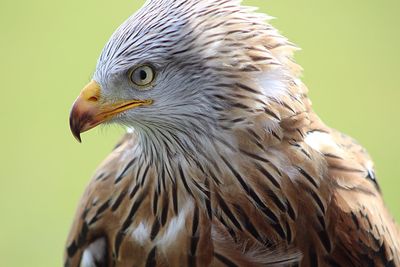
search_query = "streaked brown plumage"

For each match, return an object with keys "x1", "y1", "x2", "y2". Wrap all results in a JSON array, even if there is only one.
[{"x1": 65, "y1": 0, "x2": 400, "y2": 266}]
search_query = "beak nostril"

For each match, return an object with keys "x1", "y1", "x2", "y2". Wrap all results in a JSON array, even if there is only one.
[{"x1": 88, "y1": 96, "x2": 98, "y2": 102}]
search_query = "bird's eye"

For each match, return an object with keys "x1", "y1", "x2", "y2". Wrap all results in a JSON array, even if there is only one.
[{"x1": 129, "y1": 65, "x2": 155, "y2": 88}]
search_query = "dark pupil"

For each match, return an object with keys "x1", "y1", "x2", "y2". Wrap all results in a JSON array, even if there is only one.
[{"x1": 139, "y1": 70, "x2": 147, "y2": 80}]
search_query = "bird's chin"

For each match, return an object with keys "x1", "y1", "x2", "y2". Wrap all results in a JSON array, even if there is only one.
[{"x1": 112, "y1": 116, "x2": 142, "y2": 131}]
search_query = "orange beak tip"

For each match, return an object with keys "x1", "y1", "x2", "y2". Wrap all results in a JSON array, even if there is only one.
[
  {"x1": 69, "y1": 118, "x2": 82, "y2": 143},
  {"x1": 74, "y1": 133, "x2": 82, "y2": 143}
]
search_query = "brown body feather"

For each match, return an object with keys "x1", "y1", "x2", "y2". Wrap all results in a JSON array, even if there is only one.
[{"x1": 65, "y1": 94, "x2": 400, "y2": 266}]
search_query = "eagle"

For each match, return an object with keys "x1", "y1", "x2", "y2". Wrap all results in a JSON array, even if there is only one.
[{"x1": 66, "y1": 0, "x2": 400, "y2": 266}]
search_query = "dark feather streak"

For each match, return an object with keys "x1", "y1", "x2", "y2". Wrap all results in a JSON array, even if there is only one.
[{"x1": 215, "y1": 253, "x2": 238, "y2": 267}]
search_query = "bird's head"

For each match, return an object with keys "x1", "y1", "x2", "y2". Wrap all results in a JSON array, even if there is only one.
[{"x1": 70, "y1": 0, "x2": 299, "y2": 155}]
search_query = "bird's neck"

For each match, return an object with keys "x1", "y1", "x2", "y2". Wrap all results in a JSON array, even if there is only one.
[
  {"x1": 128, "y1": 74, "x2": 313, "y2": 200},
  {"x1": 134, "y1": 122, "x2": 238, "y2": 170}
]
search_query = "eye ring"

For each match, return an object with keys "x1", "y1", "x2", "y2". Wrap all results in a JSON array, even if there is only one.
[{"x1": 129, "y1": 65, "x2": 156, "y2": 88}]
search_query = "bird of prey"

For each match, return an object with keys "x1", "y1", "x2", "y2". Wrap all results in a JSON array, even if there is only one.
[{"x1": 66, "y1": 0, "x2": 400, "y2": 266}]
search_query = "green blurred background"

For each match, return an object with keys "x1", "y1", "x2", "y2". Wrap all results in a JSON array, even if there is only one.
[{"x1": 0, "y1": 0, "x2": 399, "y2": 266}]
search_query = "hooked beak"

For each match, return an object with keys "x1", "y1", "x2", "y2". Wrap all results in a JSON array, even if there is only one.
[{"x1": 69, "y1": 80, "x2": 153, "y2": 142}]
